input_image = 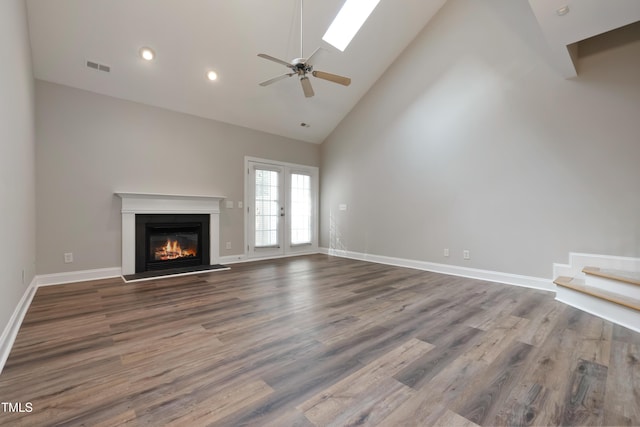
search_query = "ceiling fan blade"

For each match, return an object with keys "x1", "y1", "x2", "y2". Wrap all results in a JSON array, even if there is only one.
[
  {"x1": 300, "y1": 76, "x2": 314, "y2": 98},
  {"x1": 259, "y1": 73, "x2": 295, "y2": 86},
  {"x1": 257, "y1": 53, "x2": 292, "y2": 68},
  {"x1": 305, "y1": 47, "x2": 322, "y2": 65},
  {"x1": 312, "y1": 70, "x2": 351, "y2": 86}
]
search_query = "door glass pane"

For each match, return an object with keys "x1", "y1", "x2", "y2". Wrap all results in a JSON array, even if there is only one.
[
  {"x1": 290, "y1": 173, "x2": 312, "y2": 245},
  {"x1": 255, "y1": 169, "x2": 279, "y2": 247}
]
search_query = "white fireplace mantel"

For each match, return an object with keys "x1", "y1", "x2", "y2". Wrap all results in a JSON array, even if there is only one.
[{"x1": 116, "y1": 192, "x2": 225, "y2": 275}]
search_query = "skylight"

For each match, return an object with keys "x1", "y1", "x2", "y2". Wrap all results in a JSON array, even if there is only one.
[{"x1": 322, "y1": 0, "x2": 381, "y2": 52}]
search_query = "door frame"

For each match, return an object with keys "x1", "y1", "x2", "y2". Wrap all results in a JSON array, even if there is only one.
[
  {"x1": 244, "y1": 156, "x2": 319, "y2": 259},
  {"x1": 246, "y1": 162, "x2": 285, "y2": 259}
]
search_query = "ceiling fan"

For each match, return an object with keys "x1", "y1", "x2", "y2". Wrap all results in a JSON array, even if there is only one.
[{"x1": 257, "y1": 0, "x2": 351, "y2": 98}]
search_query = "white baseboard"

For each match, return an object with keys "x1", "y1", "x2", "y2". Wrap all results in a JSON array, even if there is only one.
[
  {"x1": 585, "y1": 274, "x2": 640, "y2": 301},
  {"x1": 122, "y1": 267, "x2": 231, "y2": 283},
  {"x1": 0, "y1": 277, "x2": 37, "y2": 374},
  {"x1": 37, "y1": 267, "x2": 122, "y2": 287},
  {"x1": 553, "y1": 252, "x2": 640, "y2": 279},
  {"x1": 556, "y1": 285, "x2": 640, "y2": 334},
  {"x1": 219, "y1": 254, "x2": 248, "y2": 265},
  {"x1": 220, "y1": 250, "x2": 319, "y2": 266},
  {"x1": 319, "y1": 247, "x2": 553, "y2": 292}
]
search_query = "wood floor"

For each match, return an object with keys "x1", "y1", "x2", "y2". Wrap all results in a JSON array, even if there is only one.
[{"x1": 1, "y1": 254, "x2": 639, "y2": 426}]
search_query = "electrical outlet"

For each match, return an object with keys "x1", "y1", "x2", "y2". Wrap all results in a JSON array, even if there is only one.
[
  {"x1": 238, "y1": 201, "x2": 243, "y2": 208},
  {"x1": 226, "y1": 242, "x2": 232, "y2": 250},
  {"x1": 444, "y1": 248, "x2": 449, "y2": 257},
  {"x1": 64, "y1": 252, "x2": 73, "y2": 263},
  {"x1": 463, "y1": 250, "x2": 470, "y2": 260}
]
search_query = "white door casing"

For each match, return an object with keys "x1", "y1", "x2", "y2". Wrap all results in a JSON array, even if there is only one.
[{"x1": 245, "y1": 157, "x2": 318, "y2": 259}]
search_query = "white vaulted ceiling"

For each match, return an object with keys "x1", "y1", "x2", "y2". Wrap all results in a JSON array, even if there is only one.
[
  {"x1": 25, "y1": 0, "x2": 448, "y2": 144},
  {"x1": 25, "y1": 0, "x2": 640, "y2": 143},
  {"x1": 527, "y1": 0, "x2": 640, "y2": 77}
]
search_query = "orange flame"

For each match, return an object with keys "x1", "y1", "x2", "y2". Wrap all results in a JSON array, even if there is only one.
[{"x1": 154, "y1": 239, "x2": 196, "y2": 261}]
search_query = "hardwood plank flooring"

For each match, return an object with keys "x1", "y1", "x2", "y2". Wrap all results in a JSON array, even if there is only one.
[{"x1": 0, "y1": 254, "x2": 639, "y2": 426}]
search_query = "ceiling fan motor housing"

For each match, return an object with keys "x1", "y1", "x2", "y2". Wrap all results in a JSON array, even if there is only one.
[{"x1": 292, "y1": 60, "x2": 312, "y2": 75}]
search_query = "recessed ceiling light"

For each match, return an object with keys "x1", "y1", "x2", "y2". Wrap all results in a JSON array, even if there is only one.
[
  {"x1": 322, "y1": 0, "x2": 381, "y2": 51},
  {"x1": 206, "y1": 70, "x2": 218, "y2": 81},
  {"x1": 139, "y1": 47, "x2": 155, "y2": 61},
  {"x1": 556, "y1": 6, "x2": 569, "y2": 16}
]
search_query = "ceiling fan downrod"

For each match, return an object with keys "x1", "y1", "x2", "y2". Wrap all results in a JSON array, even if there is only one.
[{"x1": 300, "y1": 0, "x2": 304, "y2": 59}]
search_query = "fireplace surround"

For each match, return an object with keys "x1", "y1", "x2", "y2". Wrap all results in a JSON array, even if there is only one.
[
  {"x1": 135, "y1": 214, "x2": 210, "y2": 273},
  {"x1": 116, "y1": 193, "x2": 224, "y2": 276}
]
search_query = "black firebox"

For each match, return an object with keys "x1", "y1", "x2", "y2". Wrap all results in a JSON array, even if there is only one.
[{"x1": 135, "y1": 214, "x2": 210, "y2": 273}]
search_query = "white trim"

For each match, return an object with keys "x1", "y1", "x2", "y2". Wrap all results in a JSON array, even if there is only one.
[
  {"x1": 115, "y1": 192, "x2": 225, "y2": 202},
  {"x1": 0, "y1": 277, "x2": 37, "y2": 374},
  {"x1": 37, "y1": 267, "x2": 122, "y2": 286},
  {"x1": 220, "y1": 254, "x2": 248, "y2": 264},
  {"x1": 320, "y1": 247, "x2": 554, "y2": 291},
  {"x1": 222, "y1": 250, "x2": 320, "y2": 266},
  {"x1": 122, "y1": 267, "x2": 230, "y2": 283},
  {"x1": 246, "y1": 161, "x2": 286, "y2": 259},
  {"x1": 116, "y1": 192, "x2": 224, "y2": 275},
  {"x1": 585, "y1": 274, "x2": 640, "y2": 301},
  {"x1": 556, "y1": 286, "x2": 640, "y2": 334},
  {"x1": 244, "y1": 157, "x2": 319, "y2": 259},
  {"x1": 552, "y1": 262, "x2": 574, "y2": 279},
  {"x1": 553, "y1": 252, "x2": 640, "y2": 279},
  {"x1": 244, "y1": 156, "x2": 318, "y2": 171}
]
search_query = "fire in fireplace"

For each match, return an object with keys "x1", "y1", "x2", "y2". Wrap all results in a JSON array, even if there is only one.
[
  {"x1": 151, "y1": 234, "x2": 198, "y2": 261},
  {"x1": 135, "y1": 214, "x2": 210, "y2": 273}
]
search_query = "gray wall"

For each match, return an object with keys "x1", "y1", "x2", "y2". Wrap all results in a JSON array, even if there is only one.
[
  {"x1": 36, "y1": 81, "x2": 319, "y2": 274},
  {"x1": 0, "y1": 0, "x2": 36, "y2": 330},
  {"x1": 320, "y1": 0, "x2": 640, "y2": 278}
]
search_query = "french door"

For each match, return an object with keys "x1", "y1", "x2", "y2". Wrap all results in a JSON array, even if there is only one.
[{"x1": 246, "y1": 158, "x2": 318, "y2": 258}]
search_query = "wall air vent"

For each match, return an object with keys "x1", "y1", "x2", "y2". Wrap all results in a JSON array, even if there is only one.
[{"x1": 86, "y1": 60, "x2": 111, "y2": 73}]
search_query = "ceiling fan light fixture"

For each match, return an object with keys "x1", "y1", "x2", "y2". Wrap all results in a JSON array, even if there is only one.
[
  {"x1": 139, "y1": 47, "x2": 155, "y2": 61},
  {"x1": 322, "y1": 0, "x2": 381, "y2": 51}
]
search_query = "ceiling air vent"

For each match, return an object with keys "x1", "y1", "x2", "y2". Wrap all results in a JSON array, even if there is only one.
[{"x1": 86, "y1": 60, "x2": 110, "y2": 73}]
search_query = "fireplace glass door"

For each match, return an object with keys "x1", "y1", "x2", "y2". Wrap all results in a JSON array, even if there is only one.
[
  {"x1": 149, "y1": 230, "x2": 199, "y2": 262},
  {"x1": 146, "y1": 224, "x2": 203, "y2": 270},
  {"x1": 135, "y1": 214, "x2": 210, "y2": 273}
]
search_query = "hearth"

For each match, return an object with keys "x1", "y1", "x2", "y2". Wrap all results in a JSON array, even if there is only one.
[{"x1": 135, "y1": 214, "x2": 210, "y2": 273}]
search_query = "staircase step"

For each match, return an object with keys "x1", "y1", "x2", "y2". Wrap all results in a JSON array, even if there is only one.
[
  {"x1": 583, "y1": 266, "x2": 640, "y2": 286},
  {"x1": 582, "y1": 266, "x2": 640, "y2": 300},
  {"x1": 554, "y1": 276, "x2": 640, "y2": 312},
  {"x1": 554, "y1": 276, "x2": 585, "y2": 288}
]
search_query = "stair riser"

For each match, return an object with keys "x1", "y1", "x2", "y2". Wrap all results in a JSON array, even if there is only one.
[
  {"x1": 554, "y1": 253, "x2": 640, "y2": 278},
  {"x1": 555, "y1": 286, "x2": 640, "y2": 334},
  {"x1": 585, "y1": 275, "x2": 640, "y2": 300}
]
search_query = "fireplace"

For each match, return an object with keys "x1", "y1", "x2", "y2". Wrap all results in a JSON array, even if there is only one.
[
  {"x1": 117, "y1": 192, "x2": 224, "y2": 277},
  {"x1": 135, "y1": 214, "x2": 210, "y2": 273}
]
